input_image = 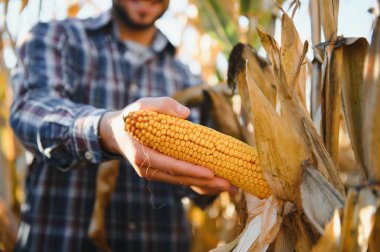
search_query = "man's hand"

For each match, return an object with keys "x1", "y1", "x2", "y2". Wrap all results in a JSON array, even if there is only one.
[{"x1": 99, "y1": 97, "x2": 232, "y2": 195}]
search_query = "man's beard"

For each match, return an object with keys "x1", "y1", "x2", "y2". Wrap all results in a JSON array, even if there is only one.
[{"x1": 112, "y1": 1, "x2": 166, "y2": 30}]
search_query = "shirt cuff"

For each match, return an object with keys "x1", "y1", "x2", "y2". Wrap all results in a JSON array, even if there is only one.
[{"x1": 70, "y1": 108, "x2": 107, "y2": 164}]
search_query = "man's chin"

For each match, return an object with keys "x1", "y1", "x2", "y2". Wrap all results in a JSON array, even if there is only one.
[{"x1": 113, "y1": 4, "x2": 160, "y2": 30}]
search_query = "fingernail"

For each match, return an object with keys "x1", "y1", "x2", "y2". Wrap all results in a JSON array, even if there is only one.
[{"x1": 176, "y1": 105, "x2": 190, "y2": 115}]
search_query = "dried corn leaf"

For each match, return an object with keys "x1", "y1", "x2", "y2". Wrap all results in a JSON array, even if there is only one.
[
  {"x1": 356, "y1": 188, "x2": 377, "y2": 251},
  {"x1": 339, "y1": 187, "x2": 379, "y2": 252},
  {"x1": 311, "y1": 209, "x2": 340, "y2": 252},
  {"x1": 362, "y1": 17, "x2": 380, "y2": 182},
  {"x1": 341, "y1": 37, "x2": 369, "y2": 179},
  {"x1": 300, "y1": 164, "x2": 344, "y2": 234},
  {"x1": 320, "y1": 42, "x2": 343, "y2": 166},
  {"x1": 309, "y1": 0, "x2": 324, "y2": 126},
  {"x1": 172, "y1": 85, "x2": 205, "y2": 107},
  {"x1": 241, "y1": 45, "x2": 276, "y2": 107},
  {"x1": 319, "y1": 0, "x2": 339, "y2": 42},
  {"x1": 88, "y1": 160, "x2": 119, "y2": 252},
  {"x1": 369, "y1": 204, "x2": 380, "y2": 252},
  {"x1": 280, "y1": 13, "x2": 307, "y2": 108},
  {"x1": 309, "y1": 0, "x2": 321, "y2": 49},
  {"x1": 340, "y1": 188, "x2": 359, "y2": 252},
  {"x1": 0, "y1": 200, "x2": 18, "y2": 252}
]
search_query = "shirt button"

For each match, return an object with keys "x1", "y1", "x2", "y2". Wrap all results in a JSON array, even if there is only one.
[
  {"x1": 128, "y1": 222, "x2": 136, "y2": 231},
  {"x1": 85, "y1": 151, "x2": 93, "y2": 161}
]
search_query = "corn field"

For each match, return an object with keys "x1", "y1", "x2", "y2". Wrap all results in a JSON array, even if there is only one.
[{"x1": 1, "y1": 0, "x2": 380, "y2": 251}]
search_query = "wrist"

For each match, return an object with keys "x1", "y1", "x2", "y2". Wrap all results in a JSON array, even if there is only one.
[{"x1": 98, "y1": 111, "x2": 121, "y2": 155}]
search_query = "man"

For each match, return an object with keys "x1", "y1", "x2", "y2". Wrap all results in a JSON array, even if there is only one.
[{"x1": 10, "y1": 0, "x2": 232, "y2": 251}]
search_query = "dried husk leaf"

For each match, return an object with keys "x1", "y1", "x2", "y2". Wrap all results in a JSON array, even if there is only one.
[
  {"x1": 341, "y1": 37, "x2": 369, "y2": 179},
  {"x1": 301, "y1": 164, "x2": 344, "y2": 234},
  {"x1": 362, "y1": 17, "x2": 380, "y2": 182},
  {"x1": 277, "y1": 47, "x2": 344, "y2": 195},
  {"x1": 244, "y1": 59, "x2": 307, "y2": 204},
  {"x1": 255, "y1": 18, "x2": 344, "y2": 199},
  {"x1": 256, "y1": 26, "x2": 280, "y2": 75},
  {"x1": 256, "y1": 27, "x2": 345, "y2": 243},
  {"x1": 267, "y1": 217, "x2": 296, "y2": 252},
  {"x1": 340, "y1": 188, "x2": 359, "y2": 252},
  {"x1": 88, "y1": 160, "x2": 119, "y2": 252},
  {"x1": 301, "y1": 118, "x2": 345, "y2": 195},
  {"x1": 320, "y1": 41, "x2": 343, "y2": 166},
  {"x1": 242, "y1": 46, "x2": 276, "y2": 107},
  {"x1": 280, "y1": 13, "x2": 307, "y2": 108},
  {"x1": 319, "y1": 0, "x2": 339, "y2": 42},
  {"x1": 227, "y1": 43, "x2": 275, "y2": 147}
]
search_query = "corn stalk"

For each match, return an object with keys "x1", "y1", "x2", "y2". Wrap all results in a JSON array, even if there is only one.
[
  {"x1": 309, "y1": 0, "x2": 323, "y2": 132},
  {"x1": 313, "y1": 3, "x2": 380, "y2": 252},
  {"x1": 217, "y1": 7, "x2": 346, "y2": 249}
]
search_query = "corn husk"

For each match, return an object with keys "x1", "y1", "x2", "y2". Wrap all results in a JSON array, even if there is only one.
[
  {"x1": 300, "y1": 164, "x2": 344, "y2": 234},
  {"x1": 227, "y1": 43, "x2": 276, "y2": 148},
  {"x1": 280, "y1": 14, "x2": 307, "y2": 109},
  {"x1": 257, "y1": 14, "x2": 344, "y2": 196}
]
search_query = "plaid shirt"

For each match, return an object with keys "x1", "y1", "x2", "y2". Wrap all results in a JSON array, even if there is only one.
[{"x1": 10, "y1": 10, "x2": 202, "y2": 252}]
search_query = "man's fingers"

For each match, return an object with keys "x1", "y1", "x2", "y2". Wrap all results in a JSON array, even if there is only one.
[
  {"x1": 137, "y1": 167, "x2": 231, "y2": 191},
  {"x1": 134, "y1": 144, "x2": 214, "y2": 179},
  {"x1": 124, "y1": 97, "x2": 190, "y2": 119}
]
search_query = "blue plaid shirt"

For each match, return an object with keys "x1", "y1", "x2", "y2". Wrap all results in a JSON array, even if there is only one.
[{"x1": 10, "y1": 10, "x2": 202, "y2": 252}]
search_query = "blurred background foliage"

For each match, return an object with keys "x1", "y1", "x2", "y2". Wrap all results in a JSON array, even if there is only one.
[{"x1": 0, "y1": 0, "x2": 378, "y2": 251}]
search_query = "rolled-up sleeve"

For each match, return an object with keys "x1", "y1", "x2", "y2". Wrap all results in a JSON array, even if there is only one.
[{"x1": 9, "y1": 22, "x2": 106, "y2": 170}]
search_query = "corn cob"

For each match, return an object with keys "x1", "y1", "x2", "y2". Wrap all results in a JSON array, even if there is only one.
[{"x1": 124, "y1": 110, "x2": 271, "y2": 198}]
